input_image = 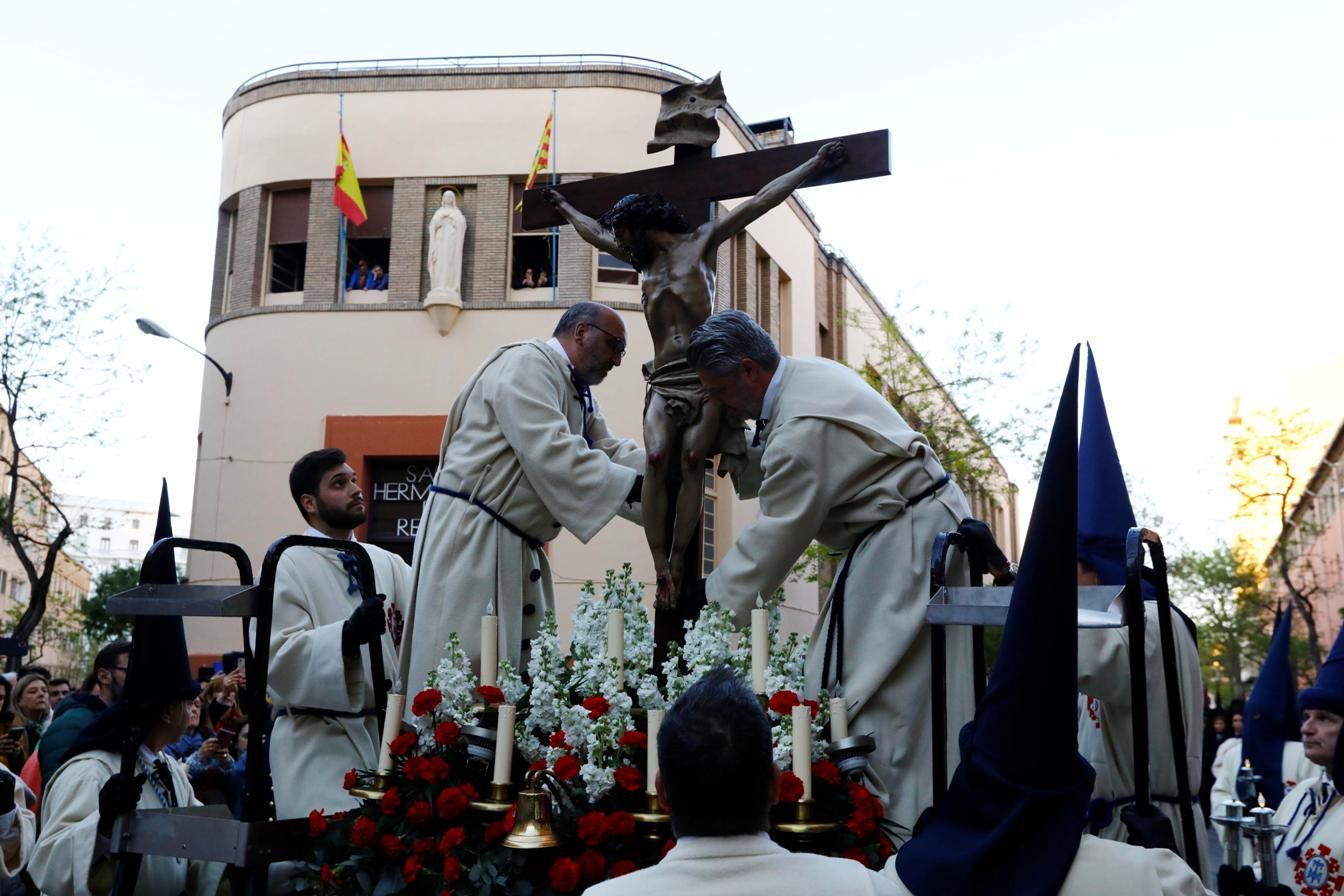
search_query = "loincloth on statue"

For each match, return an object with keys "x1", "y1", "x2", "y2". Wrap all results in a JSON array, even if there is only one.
[{"x1": 642, "y1": 357, "x2": 748, "y2": 484}]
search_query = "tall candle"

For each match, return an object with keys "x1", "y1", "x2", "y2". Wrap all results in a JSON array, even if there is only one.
[
  {"x1": 646, "y1": 709, "x2": 664, "y2": 796},
  {"x1": 792, "y1": 705, "x2": 813, "y2": 800},
  {"x1": 830, "y1": 696, "x2": 848, "y2": 741},
  {"x1": 480, "y1": 610, "x2": 499, "y2": 688},
  {"x1": 1250, "y1": 806, "x2": 1279, "y2": 886},
  {"x1": 751, "y1": 597, "x2": 768, "y2": 694},
  {"x1": 607, "y1": 608, "x2": 625, "y2": 688},
  {"x1": 375, "y1": 692, "x2": 406, "y2": 775},
  {"x1": 492, "y1": 704, "x2": 516, "y2": 785}
]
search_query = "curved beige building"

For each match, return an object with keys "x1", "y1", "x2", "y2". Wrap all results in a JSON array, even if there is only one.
[{"x1": 187, "y1": 56, "x2": 1017, "y2": 657}]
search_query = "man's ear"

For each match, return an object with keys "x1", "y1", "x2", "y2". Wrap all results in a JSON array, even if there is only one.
[
  {"x1": 767, "y1": 762, "x2": 781, "y2": 807},
  {"x1": 299, "y1": 493, "x2": 317, "y2": 520},
  {"x1": 655, "y1": 771, "x2": 671, "y2": 814}
]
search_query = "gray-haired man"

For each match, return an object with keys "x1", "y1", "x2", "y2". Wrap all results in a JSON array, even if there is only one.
[{"x1": 683, "y1": 309, "x2": 976, "y2": 833}]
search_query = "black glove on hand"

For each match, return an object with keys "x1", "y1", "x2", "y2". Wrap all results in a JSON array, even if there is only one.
[
  {"x1": 680, "y1": 577, "x2": 708, "y2": 611},
  {"x1": 1216, "y1": 863, "x2": 1256, "y2": 896},
  {"x1": 956, "y1": 517, "x2": 1010, "y2": 579},
  {"x1": 0, "y1": 772, "x2": 15, "y2": 816},
  {"x1": 97, "y1": 771, "x2": 144, "y2": 836},
  {"x1": 626, "y1": 474, "x2": 644, "y2": 506},
  {"x1": 342, "y1": 593, "x2": 387, "y2": 656}
]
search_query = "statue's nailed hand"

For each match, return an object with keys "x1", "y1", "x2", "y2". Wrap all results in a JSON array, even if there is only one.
[
  {"x1": 817, "y1": 140, "x2": 848, "y2": 169},
  {"x1": 541, "y1": 187, "x2": 564, "y2": 208}
]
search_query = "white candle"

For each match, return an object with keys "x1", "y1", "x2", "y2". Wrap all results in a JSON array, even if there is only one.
[
  {"x1": 607, "y1": 608, "x2": 625, "y2": 688},
  {"x1": 792, "y1": 705, "x2": 813, "y2": 800},
  {"x1": 375, "y1": 693, "x2": 406, "y2": 775},
  {"x1": 830, "y1": 697, "x2": 848, "y2": 741},
  {"x1": 492, "y1": 704, "x2": 516, "y2": 785},
  {"x1": 480, "y1": 612, "x2": 499, "y2": 688},
  {"x1": 751, "y1": 598, "x2": 768, "y2": 694},
  {"x1": 646, "y1": 709, "x2": 664, "y2": 796}
]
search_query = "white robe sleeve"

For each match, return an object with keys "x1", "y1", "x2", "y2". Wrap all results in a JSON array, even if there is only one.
[
  {"x1": 30, "y1": 759, "x2": 108, "y2": 896},
  {"x1": 1078, "y1": 609, "x2": 1162, "y2": 706},
  {"x1": 269, "y1": 552, "x2": 365, "y2": 713},
  {"x1": 489, "y1": 355, "x2": 639, "y2": 543},
  {"x1": 589, "y1": 406, "x2": 647, "y2": 526}
]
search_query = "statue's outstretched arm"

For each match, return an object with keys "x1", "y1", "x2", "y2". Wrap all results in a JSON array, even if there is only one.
[
  {"x1": 541, "y1": 188, "x2": 637, "y2": 265},
  {"x1": 706, "y1": 140, "x2": 848, "y2": 251}
]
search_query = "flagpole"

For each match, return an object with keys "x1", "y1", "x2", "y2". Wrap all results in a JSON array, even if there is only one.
[
  {"x1": 338, "y1": 93, "x2": 347, "y2": 307},
  {"x1": 550, "y1": 89, "x2": 558, "y2": 305}
]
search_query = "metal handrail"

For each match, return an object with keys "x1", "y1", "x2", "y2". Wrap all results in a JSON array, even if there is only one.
[{"x1": 234, "y1": 53, "x2": 700, "y2": 95}]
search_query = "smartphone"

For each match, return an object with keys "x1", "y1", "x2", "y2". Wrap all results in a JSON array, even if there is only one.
[{"x1": 214, "y1": 725, "x2": 237, "y2": 749}]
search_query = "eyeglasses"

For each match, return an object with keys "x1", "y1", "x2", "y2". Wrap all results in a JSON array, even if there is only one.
[
  {"x1": 585, "y1": 323, "x2": 627, "y2": 358},
  {"x1": 109, "y1": 666, "x2": 130, "y2": 674}
]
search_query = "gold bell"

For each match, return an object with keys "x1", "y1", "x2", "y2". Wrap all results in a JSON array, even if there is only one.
[{"x1": 503, "y1": 769, "x2": 561, "y2": 849}]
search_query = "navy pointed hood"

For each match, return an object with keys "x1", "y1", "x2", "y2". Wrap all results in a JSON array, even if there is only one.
[
  {"x1": 1241, "y1": 602, "x2": 1298, "y2": 807},
  {"x1": 896, "y1": 346, "x2": 1093, "y2": 896}
]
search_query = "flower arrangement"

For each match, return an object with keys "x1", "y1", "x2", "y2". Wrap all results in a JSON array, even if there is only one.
[{"x1": 305, "y1": 565, "x2": 893, "y2": 894}]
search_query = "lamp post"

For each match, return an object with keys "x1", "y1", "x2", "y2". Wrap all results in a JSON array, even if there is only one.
[{"x1": 135, "y1": 319, "x2": 233, "y2": 397}]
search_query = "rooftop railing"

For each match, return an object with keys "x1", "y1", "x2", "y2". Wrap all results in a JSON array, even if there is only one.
[{"x1": 234, "y1": 53, "x2": 700, "y2": 95}]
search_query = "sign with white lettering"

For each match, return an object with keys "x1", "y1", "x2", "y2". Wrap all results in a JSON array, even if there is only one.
[{"x1": 367, "y1": 458, "x2": 436, "y2": 562}]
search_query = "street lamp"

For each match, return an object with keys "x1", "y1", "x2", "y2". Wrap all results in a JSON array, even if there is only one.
[{"x1": 135, "y1": 318, "x2": 234, "y2": 397}]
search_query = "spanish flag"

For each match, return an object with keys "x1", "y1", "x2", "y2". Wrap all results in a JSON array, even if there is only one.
[
  {"x1": 334, "y1": 135, "x2": 368, "y2": 226},
  {"x1": 515, "y1": 112, "x2": 553, "y2": 211}
]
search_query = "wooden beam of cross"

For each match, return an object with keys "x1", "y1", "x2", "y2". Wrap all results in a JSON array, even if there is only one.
[{"x1": 520, "y1": 128, "x2": 890, "y2": 231}]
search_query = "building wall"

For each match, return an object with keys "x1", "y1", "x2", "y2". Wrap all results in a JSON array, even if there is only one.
[
  {"x1": 1272, "y1": 422, "x2": 1344, "y2": 648},
  {"x1": 186, "y1": 61, "x2": 1018, "y2": 658}
]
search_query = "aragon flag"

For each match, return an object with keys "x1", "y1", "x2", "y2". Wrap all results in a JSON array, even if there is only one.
[
  {"x1": 334, "y1": 135, "x2": 368, "y2": 226},
  {"x1": 514, "y1": 112, "x2": 553, "y2": 211}
]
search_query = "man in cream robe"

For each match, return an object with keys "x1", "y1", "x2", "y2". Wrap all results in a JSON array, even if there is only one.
[
  {"x1": 268, "y1": 448, "x2": 413, "y2": 819},
  {"x1": 684, "y1": 311, "x2": 974, "y2": 832},
  {"x1": 1211, "y1": 739, "x2": 1319, "y2": 809},
  {"x1": 33, "y1": 747, "x2": 223, "y2": 896},
  {"x1": 407, "y1": 303, "x2": 643, "y2": 694}
]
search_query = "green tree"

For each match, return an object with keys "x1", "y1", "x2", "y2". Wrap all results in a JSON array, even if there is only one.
[
  {"x1": 1170, "y1": 540, "x2": 1270, "y2": 700},
  {"x1": 81, "y1": 564, "x2": 139, "y2": 648}
]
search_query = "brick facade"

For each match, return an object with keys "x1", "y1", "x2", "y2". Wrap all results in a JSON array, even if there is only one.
[
  {"x1": 304, "y1": 181, "x2": 338, "y2": 305},
  {"x1": 228, "y1": 186, "x2": 267, "y2": 314}
]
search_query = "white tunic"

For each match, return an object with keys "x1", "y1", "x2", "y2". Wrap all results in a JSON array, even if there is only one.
[
  {"x1": 0, "y1": 765, "x2": 34, "y2": 882},
  {"x1": 704, "y1": 357, "x2": 975, "y2": 832},
  {"x1": 1078, "y1": 603, "x2": 1209, "y2": 876},
  {"x1": 267, "y1": 536, "x2": 412, "y2": 820},
  {"x1": 1272, "y1": 773, "x2": 1344, "y2": 896},
  {"x1": 31, "y1": 749, "x2": 224, "y2": 896},
  {"x1": 884, "y1": 834, "x2": 1212, "y2": 895},
  {"x1": 407, "y1": 339, "x2": 643, "y2": 693},
  {"x1": 1210, "y1": 738, "x2": 1320, "y2": 811},
  {"x1": 587, "y1": 832, "x2": 900, "y2": 896}
]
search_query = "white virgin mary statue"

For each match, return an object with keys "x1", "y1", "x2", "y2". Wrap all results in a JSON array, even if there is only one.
[{"x1": 427, "y1": 189, "x2": 466, "y2": 303}]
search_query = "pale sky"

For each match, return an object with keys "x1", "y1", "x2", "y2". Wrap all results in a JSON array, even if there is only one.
[{"x1": 3, "y1": 1, "x2": 1341, "y2": 552}]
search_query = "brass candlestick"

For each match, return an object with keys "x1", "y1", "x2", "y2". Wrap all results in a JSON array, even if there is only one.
[
  {"x1": 772, "y1": 798, "x2": 840, "y2": 854},
  {"x1": 348, "y1": 771, "x2": 393, "y2": 801},
  {"x1": 631, "y1": 790, "x2": 670, "y2": 824},
  {"x1": 469, "y1": 780, "x2": 514, "y2": 813}
]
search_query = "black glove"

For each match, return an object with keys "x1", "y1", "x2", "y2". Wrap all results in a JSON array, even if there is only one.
[
  {"x1": 680, "y1": 577, "x2": 707, "y2": 612},
  {"x1": 626, "y1": 474, "x2": 644, "y2": 506},
  {"x1": 342, "y1": 593, "x2": 387, "y2": 656},
  {"x1": 0, "y1": 773, "x2": 15, "y2": 816},
  {"x1": 1217, "y1": 864, "x2": 1254, "y2": 896},
  {"x1": 956, "y1": 518, "x2": 1010, "y2": 580},
  {"x1": 1120, "y1": 802, "x2": 1178, "y2": 852},
  {"x1": 97, "y1": 771, "x2": 145, "y2": 836}
]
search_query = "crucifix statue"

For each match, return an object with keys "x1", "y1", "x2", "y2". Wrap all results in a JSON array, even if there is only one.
[{"x1": 524, "y1": 73, "x2": 889, "y2": 632}]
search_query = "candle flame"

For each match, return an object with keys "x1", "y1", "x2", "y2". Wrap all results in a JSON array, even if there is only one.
[
  {"x1": 756, "y1": 594, "x2": 764, "y2": 609},
  {"x1": 1244, "y1": 759, "x2": 1252, "y2": 769},
  {"x1": 486, "y1": 601, "x2": 495, "y2": 616},
  {"x1": 1258, "y1": 793, "x2": 1266, "y2": 808}
]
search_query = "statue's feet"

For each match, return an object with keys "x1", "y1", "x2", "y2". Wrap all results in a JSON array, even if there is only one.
[{"x1": 655, "y1": 569, "x2": 677, "y2": 610}]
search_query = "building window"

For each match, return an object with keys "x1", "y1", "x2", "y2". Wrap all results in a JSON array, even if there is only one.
[
  {"x1": 129, "y1": 539, "x2": 140, "y2": 554},
  {"x1": 131, "y1": 518, "x2": 140, "y2": 530},
  {"x1": 101, "y1": 517, "x2": 112, "y2": 530},
  {"x1": 510, "y1": 184, "x2": 557, "y2": 290},
  {"x1": 99, "y1": 537, "x2": 111, "y2": 553},
  {"x1": 597, "y1": 252, "x2": 637, "y2": 285},
  {"x1": 268, "y1": 188, "x2": 310, "y2": 293},
  {"x1": 344, "y1": 185, "x2": 392, "y2": 290},
  {"x1": 702, "y1": 468, "x2": 717, "y2": 575}
]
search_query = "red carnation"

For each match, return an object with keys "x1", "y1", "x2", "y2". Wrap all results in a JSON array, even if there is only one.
[
  {"x1": 605, "y1": 811, "x2": 636, "y2": 839},
  {"x1": 320, "y1": 863, "x2": 338, "y2": 885},
  {"x1": 412, "y1": 837, "x2": 439, "y2": 860},
  {"x1": 441, "y1": 854, "x2": 462, "y2": 884},
  {"x1": 343, "y1": 768, "x2": 358, "y2": 790},
  {"x1": 582, "y1": 696, "x2": 610, "y2": 719},
  {"x1": 661, "y1": 837, "x2": 677, "y2": 858},
  {"x1": 411, "y1": 688, "x2": 443, "y2": 717},
  {"x1": 381, "y1": 787, "x2": 402, "y2": 814},
  {"x1": 778, "y1": 771, "x2": 804, "y2": 803},
  {"x1": 812, "y1": 759, "x2": 841, "y2": 787},
  {"x1": 549, "y1": 730, "x2": 570, "y2": 749},
  {"x1": 406, "y1": 800, "x2": 434, "y2": 827},
  {"x1": 577, "y1": 810, "x2": 607, "y2": 845},
  {"x1": 308, "y1": 809, "x2": 327, "y2": 838},
  {"x1": 402, "y1": 756, "x2": 427, "y2": 781},
  {"x1": 553, "y1": 754, "x2": 581, "y2": 781},
  {"x1": 528, "y1": 759, "x2": 547, "y2": 772},
  {"x1": 436, "y1": 785, "x2": 471, "y2": 820},
  {"x1": 476, "y1": 685, "x2": 505, "y2": 704},
  {"x1": 421, "y1": 756, "x2": 452, "y2": 786},
  {"x1": 389, "y1": 731, "x2": 418, "y2": 757},
  {"x1": 438, "y1": 826, "x2": 466, "y2": 853},
  {"x1": 768, "y1": 690, "x2": 801, "y2": 714},
  {"x1": 351, "y1": 815, "x2": 377, "y2": 847},
  {"x1": 403, "y1": 855, "x2": 423, "y2": 882},
  {"x1": 610, "y1": 858, "x2": 638, "y2": 878},
  {"x1": 379, "y1": 834, "x2": 406, "y2": 858},
  {"x1": 802, "y1": 698, "x2": 821, "y2": 719},
  {"x1": 617, "y1": 730, "x2": 647, "y2": 749},
  {"x1": 577, "y1": 848, "x2": 607, "y2": 883},
  {"x1": 549, "y1": 856, "x2": 582, "y2": 893},
  {"x1": 434, "y1": 720, "x2": 462, "y2": 745},
  {"x1": 879, "y1": 834, "x2": 895, "y2": 861},
  {"x1": 330, "y1": 811, "x2": 347, "y2": 821},
  {"x1": 848, "y1": 809, "x2": 879, "y2": 839},
  {"x1": 614, "y1": 766, "x2": 643, "y2": 792},
  {"x1": 484, "y1": 818, "x2": 508, "y2": 844}
]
